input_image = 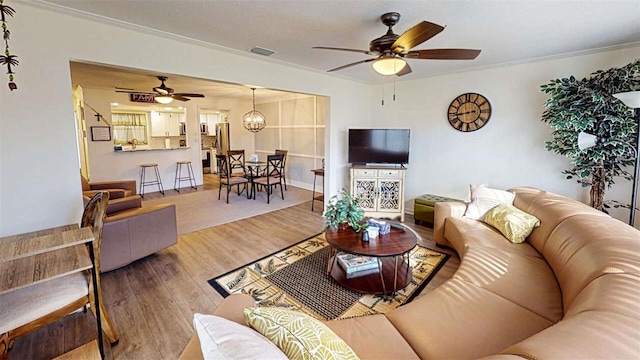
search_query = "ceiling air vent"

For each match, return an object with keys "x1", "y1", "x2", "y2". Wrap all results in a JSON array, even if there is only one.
[{"x1": 249, "y1": 47, "x2": 276, "y2": 57}]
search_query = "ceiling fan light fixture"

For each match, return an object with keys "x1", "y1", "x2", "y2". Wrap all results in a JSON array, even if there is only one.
[
  {"x1": 372, "y1": 56, "x2": 406, "y2": 75},
  {"x1": 155, "y1": 95, "x2": 173, "y2": 104},
  {"x1": 243, "y1": 88, "x2": 266, "y2": 133}
]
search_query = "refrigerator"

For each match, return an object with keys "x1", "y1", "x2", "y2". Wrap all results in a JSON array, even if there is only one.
[{"x1": 215, "y1": 122, "x2": 230, "y2": 155}]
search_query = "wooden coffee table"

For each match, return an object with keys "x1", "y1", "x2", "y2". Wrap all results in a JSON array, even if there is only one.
[{"x1": 324, "y1": 225, "x2": 417, "y2": 297}]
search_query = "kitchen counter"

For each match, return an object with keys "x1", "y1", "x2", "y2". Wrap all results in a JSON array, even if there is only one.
[{"x1": 115, "y1": 147, "x2": 190, "y2": 152}]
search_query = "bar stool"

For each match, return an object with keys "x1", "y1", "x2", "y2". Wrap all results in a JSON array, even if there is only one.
[
  {"x1": 174, "y1": 160, "x2": 197, "y2": 192},
  {"x1": 139, "y1": 163, "x2": 165, "y2": 198}
]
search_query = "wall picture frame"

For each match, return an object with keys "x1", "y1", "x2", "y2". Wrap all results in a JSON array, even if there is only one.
[{"x1": 91, "y1": 126, "x2": 111, "y2": 141}]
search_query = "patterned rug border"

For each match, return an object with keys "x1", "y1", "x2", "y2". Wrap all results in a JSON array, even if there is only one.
[
  {"x1": 208, "y1": 232, "x2": 324, "y2": 297},
  {"x1": 208, "y1": 232, "x2": 450, "y2": 319}
]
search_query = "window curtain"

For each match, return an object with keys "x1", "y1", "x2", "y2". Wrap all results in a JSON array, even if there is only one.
[{"x1": 112, "y1": 113, "x2": 148, "y2": 144}]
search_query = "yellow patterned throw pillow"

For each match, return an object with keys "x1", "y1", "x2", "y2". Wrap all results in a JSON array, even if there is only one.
[
  {"x1": 243, "y1": 307, "x2": 360, "y2": 360},
  {"x1": 484, "y1": 204, "x2": 541, "y2": 244}
]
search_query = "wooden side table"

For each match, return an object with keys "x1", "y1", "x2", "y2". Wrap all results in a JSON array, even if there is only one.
[{"x1": 311, "y1": 168, "x2": 324, "y2": 211}]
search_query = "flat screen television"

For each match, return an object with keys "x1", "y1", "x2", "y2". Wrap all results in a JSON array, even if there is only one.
[{"x1": 348, "y1": 128, "x2": 410, "y2": 165}]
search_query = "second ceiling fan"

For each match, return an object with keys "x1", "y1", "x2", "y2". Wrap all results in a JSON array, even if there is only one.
[
  {"x1": 116, "y1": 76, "x2": 205, "y2": 103},
  {"x1": 313, "y1": 12, "x2": 481, "y2": 76}
]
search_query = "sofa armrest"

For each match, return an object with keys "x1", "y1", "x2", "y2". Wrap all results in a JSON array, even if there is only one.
[
  {"x1": 434, "y1": 201, "x2": 467, "y2": 247},
  {"x1": 90, "y1": 179, "x2": 137, "y2": 196}
]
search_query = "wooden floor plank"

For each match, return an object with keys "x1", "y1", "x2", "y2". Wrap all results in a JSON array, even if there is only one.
[{"x1": 9, "y1": 193, "x2": 459, "y2": 360}]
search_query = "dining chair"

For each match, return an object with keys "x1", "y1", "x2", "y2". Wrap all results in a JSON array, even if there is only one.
[
  {"x1": 216, "y1": 154, "x2": 249, "y2": 203},
  {"x1": 0, "y1": 192, "x2": 119, "y2": 359},
  {"x1": 252, "y1": 154, "x2": 285, "y2": 204},
  {"x1": 227, "y1": 150, "x2": 247, "y2": 177},
  {"x1": 275, "y1": 149, "x2": 288, "y2": 191}
]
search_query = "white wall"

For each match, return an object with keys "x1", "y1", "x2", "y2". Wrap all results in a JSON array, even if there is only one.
[
  {"x1": 370, "y1": 46, "x2": 640, "y2": 226},
  {"x1": 0, "y1": 3, "x2": 371, "y2": 236}
]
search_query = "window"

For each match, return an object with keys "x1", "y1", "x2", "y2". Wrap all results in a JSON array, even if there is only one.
[{"x1": 111, "y1": 112, "x2": 149, "y2": 145}]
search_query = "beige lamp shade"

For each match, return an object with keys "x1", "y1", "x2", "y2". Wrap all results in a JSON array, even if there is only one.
[
  {"x1": 578, "y1": 131, "x2": 599, "y2": 150},
  {"x1": 613, "y1": 91, "x2": 640, "y2": 109}
]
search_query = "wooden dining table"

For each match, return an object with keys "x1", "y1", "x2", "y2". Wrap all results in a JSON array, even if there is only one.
[{"x1": 0, "y1": 224, "x2": 106, "y2": 358}]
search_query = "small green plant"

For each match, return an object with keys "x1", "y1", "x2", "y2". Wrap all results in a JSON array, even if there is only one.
[{"x1": 323, "y1": 188, "x2": 367, "y2": 232}]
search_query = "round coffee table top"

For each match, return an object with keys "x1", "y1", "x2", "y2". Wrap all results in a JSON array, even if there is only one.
[{"x1": 324, "y1": 225, "x2": 417, "y2": 257}]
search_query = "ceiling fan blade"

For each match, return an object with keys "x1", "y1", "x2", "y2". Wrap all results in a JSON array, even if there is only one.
[
  {"x1": 170, "y1": 95, "x2": 191, "y2": 102},
  {"x1": 313, "y1": 46, "x2": 375, "y2": 55},
  {"x1": 115, "y1": 90, "x2": 154, "y2": 95},
  {"x1": 405, "y1": 49, "x2": 481, "y2": 60},
  {"x1": 396, "y1": 63, "x2": 412, "y2": 76},
  {"x1": 392, "y1": 21, "x2": 444, "y2": 53},
  {"x1": 327, "y1": 58, "x2": 375, "y2": 72},
  {"x1": 174, "y1": 93, "x2": 205, "y2": 98},
  {"x1": 153, "y1": 87, "x2": 170, "y2": 95}
]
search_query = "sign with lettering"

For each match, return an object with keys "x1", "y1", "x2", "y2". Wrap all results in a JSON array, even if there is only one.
[{"x1": 129, "y1": 93, "x2": 156, "y2": 103}]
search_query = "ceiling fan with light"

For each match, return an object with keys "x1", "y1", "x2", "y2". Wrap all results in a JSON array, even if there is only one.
[
  {"x1": 313, "y1": 12, "x2": 481, "y2": 76},
  {"x1": 116, "y1": 76, "x2": 205, "y2": 104}
]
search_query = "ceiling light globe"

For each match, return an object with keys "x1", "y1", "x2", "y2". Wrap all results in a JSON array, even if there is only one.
[
  {"x1": 155, "y1": 96, "x2": 173, "y2": 104},
  {"x1": 372, "y1": 57, "x2": 407, "y2": 75},
  {"x1": 243, "y1": 110, "x2": 266, "y2": 133}
]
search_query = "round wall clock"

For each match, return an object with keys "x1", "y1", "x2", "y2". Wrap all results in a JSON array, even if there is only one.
[{"x1": 447, "y1": 93, "x2": 492, "y2": 132}]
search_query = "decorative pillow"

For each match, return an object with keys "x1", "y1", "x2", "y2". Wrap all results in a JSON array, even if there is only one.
[
  {"x1": 484, "y1": 204, "x2": 541, "y2": 244},
  {"x1": 464, "y1": 184, "x2": 516, "y2": 220},
  {"x1": 193, "y1": 313, "x2": 287, "y2": 360},
  {"x1": 243, "y1": 307, "x2": 360, "y2": 360}
]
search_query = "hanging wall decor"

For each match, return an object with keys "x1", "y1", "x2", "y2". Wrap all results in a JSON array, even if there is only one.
[{"x1": 0, "y1": 0, "x2": 18, "y2": 91}]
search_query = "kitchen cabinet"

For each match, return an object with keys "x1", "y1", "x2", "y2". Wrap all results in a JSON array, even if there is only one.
[
  {"x1": 151, "y1": 112, "x2": 184, "y2": 137},
  {"x1": 350, "y1": 166, "x2": 406, "y2": 222},
  {"x1": 200, "y1": 112, "x2": 227, "y2": 136}
]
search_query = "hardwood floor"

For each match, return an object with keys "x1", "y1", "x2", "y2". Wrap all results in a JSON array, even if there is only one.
[{"x1": 9, "y1": 201, "x2": 459, "y2": 359}]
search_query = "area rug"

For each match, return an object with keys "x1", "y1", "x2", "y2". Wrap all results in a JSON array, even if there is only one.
[
  {"x1": 208, "y1": 233, "x2": 449, "y2": 321},
  {"x1": 143, "y1": 185, "x2": 313, "y2": 235}
]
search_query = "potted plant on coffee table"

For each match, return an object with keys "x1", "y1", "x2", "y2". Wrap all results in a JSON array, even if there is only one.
[{"x1": 323, "y1": 188, "x2": 367, "y2": 232}]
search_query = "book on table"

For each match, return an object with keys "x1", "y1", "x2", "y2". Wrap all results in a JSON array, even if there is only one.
[
  {"x1": 336, "y1": 252, "x2": 380, "y2": 275},
  {"x1": 345, "y1": 267, "x2": 380, "y2": 279}
]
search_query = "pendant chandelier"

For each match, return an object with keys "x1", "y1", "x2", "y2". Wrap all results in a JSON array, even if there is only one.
[{"x1": 242, "y1": 87, "x2": 266, "y2": 133}]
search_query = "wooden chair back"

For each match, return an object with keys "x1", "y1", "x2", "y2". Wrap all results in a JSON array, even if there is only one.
[
  {"x1": 265, "y1": 154, "x2": 284, "y2": 179},
  {"x1": 227, "y1": 150, "x2": 245, "y2": 174},
  {"x1": 275, "y1": 149, "x2": 288, "y2": 171},
  {"x1": 216, "y1": 154, "x2": 230, "y2": 179},
  {"x1": 81, "y1": 191, "x2": 109, "y2": 272}
]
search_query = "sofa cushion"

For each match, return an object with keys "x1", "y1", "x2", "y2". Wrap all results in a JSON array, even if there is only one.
[
  {"x1": 243, "y1": 307, "x2": 359, "y2": 360},
  {"x1": 509, "y1": 187, "x2": 608, "y2": 252},
  {"x1": 105, "y1": 195, "x2": 142, "y2": 215},
  {"x1": 502, "y1": 311, "x2": 640, "y2": 359},
  {"x1": 324, "y1": 314, "x2": 419, "y2": 359},
  {"x1": 565, "y1": 272, "x2": 640, "y2": 319},
  {"x1": 444, "y1": 217, "x2": 543, "y2": 259},
  {"x1": 386, "y1": 278, "x2": 554, "y2": 360},
  {"x1": 453, "y1": 246, "x2": 563, "y2": 322},
  {"x1": 464, "y1": 184, "x2": 515, "y2": 220},
  {"x1": 541, "y1": 214, "x2": 640, "y2": 310},
  {"x1": 483, "y1": 204, "x2": 540, "y2": 243},
  {"x1": 193, "y1": 313, "x2": 287, "y2": 360}
]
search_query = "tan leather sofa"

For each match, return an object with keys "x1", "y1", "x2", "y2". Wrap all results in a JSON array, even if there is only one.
[{"x1": 179, "y1": 186, "x2": 640, "y2": 359}]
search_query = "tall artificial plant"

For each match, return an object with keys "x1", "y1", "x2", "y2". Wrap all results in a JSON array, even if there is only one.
[{"x1": 540, "y1": 59, "x2": 640, "y2": 211}]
